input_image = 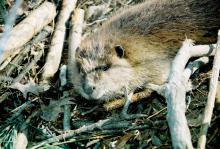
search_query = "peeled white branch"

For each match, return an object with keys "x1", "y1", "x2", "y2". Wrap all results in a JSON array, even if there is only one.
[
  {"x1": 67, "y1": 8, "x2": 85, "y2": 84},
  {"x1": 62, "y1": 9, "x2": 84, "y2": 131},
  {"x1": 197, "y1": 31, "x2": 220, "y2": 149},
  {"x1": 42, "y1": 0, "x2": 77, "y2": 80},
  {"x1": 146, "y1": 40, "x2": 216, "y2": 149},
  {"x1": 0, "y1": 1, "x2": 56, "y2": 64}
]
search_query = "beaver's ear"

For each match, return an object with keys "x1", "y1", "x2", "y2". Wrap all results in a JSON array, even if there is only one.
[
  {"x1": 115, "y1": 45, "x2": 124, "y2": 58},
  {"x1": 75, "y1": 47, "x2": 82, "y2": 58},
  {"x1": 76, "y1": 47, "x2": 81, "y2": 53},
  {"x1": 76, "y1": 47, "x2": 82, "y2": 55}
]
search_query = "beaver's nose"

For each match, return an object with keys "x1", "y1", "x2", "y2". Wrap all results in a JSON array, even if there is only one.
[{"x1": 83, "y1": 85, "x2": 96, "y2": 95}]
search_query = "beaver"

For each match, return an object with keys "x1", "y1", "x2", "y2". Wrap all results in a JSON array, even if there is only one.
[{"x1": 71, "y1": 0, "x2": 220, "y2": 101}]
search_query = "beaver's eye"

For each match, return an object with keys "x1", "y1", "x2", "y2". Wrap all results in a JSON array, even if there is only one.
[{"x1": 102, "y1": 65, "x2": 110, "y2": 71}]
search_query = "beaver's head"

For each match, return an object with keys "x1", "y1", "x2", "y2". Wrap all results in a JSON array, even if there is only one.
[{"x1": 72, "y1": 36, "x2": 134, "y2": 101}]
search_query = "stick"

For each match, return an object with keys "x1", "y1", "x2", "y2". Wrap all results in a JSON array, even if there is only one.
[
  {"x1": 155, "y1": 40, "x2": 216, "y2": 149},
  {"x1": 165, "y1": 40, "x2": 196, "y2": 149},
  {"x1": 67, "y1": 8, "x2": 85, "y2": 84},
  {"x1": 42, "y1": 0, "x2": 77, "y2": 80},
  {"x1": 63, "y1": 103, "x2": 71, "y2": 131},
  {"x1": 103, "y1": 41, "x2": 215, "y2": 148},
  {"x1": 0, "y1": 0, "x2": 23, "y2": 61},
  {"x1": 0, "y1": 1, "x2": 56, "y2": 64},
  {"x1": 59, "y1": 65, "x2": 71, "y2": 131},
  {"x1": 197, "y1": 31, "x2": 220, "y2": 149},
  {"x1": 104, "y1": 89, "x2": 152, "y2": 111}
]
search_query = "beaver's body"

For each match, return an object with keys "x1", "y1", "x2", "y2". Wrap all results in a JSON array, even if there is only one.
[{"x1": 72, "y1": 0, "x2": 220, "y2": 100}]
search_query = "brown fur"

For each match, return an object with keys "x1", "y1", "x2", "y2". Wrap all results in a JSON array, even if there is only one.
[{"x1": 72, "y1": 0, "x2": 220, "y2": 101}]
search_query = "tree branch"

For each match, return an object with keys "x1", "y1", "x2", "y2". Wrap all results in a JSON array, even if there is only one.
[
  {"x1": 157, "y1": 39, "x2": 216, "y2": 149},
  {"x1": 197, "y1": 31, "x2": 220, "y2": 149},
  {"x1": 42, "y1": 0, "x2": 77, "y2": 81}
]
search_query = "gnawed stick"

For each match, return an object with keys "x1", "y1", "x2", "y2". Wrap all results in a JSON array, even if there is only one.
[
  {"x1": 104, "y1": 89, "x2": 152, "y2": 111},
  {"x1": 0, "y1": 1, "x2": 56, "y2": 65},
  {"x1": 42, "y1": 0, "x2": 77, "y2": 81},
  {"x1": 67, "y1": 8, "x2": 85, "y2": 84},
  {"x1": 197, "y1": 31, "x2": 220, "y2": 149}
]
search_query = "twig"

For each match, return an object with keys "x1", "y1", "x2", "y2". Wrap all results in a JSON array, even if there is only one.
[
  {"x1": 30, "y1": 119, "x2": 110, "y2": 149},
  {"x1": 0, "y1": 1, "x2": 56, "y2": 64},
  {"x1": 59, "y1": 65, "x2": 71, "y2": 131},
  {"x1": 197, "y1": 30, "x2": 220, "y2": 149},
  {"x1": 86, "y1": 18, "x2": 107, "y2": 26},
  {"x1": 67, "y1": 8, "x2": 85, "y2": 84},
  {"x1": 63, "y1": 104, "x2": 71, "y2": 131},
  {"x1": 10, "y1": 98, "x2": 38, "y2": 113},
  {"x1": 146, "y1": 107, "x2": 167, "y2": 120},
  {"x1": 104, "y1": 89, "x2": 152, "y2": 111},
  {"x1": 42, "y1": 0, "x2": 77, "y2": 80},
  {"x1": 81, "y1": 106, "x2": 98, "y2": 116}
]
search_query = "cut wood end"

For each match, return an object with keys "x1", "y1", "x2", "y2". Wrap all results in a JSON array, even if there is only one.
[{"x1": 72, "y1": 9, "x2": 85, "y2": 23}]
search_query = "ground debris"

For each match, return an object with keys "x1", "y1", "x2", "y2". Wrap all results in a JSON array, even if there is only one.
[{"x1": 0, "y1": 0, "x2": 220, "y2": 149}]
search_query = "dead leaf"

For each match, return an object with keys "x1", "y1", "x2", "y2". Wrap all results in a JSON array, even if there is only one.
[
  {"x1": 86, "y1": 4, "x2": 111, "y2": 21},
  {"x1": 40, "y1": 98, "x2": 75, "y2": 122},
  {"x1": 114, "y1": 133, "x2": 133, "y2": 149},
  {"x1": 188, "y1": 114, "x2": 203, "y2": 127},
  {"x1": 10, "y1": 80, "x2": 43, "y2": 98}
]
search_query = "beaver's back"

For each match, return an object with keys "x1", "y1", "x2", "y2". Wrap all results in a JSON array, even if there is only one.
[
  {"x1": 98, "y1": 0, "x2": 220, "y2": 84},
  {"x1": 102, "y1": 0, "x2": 220, "y2": 44}
]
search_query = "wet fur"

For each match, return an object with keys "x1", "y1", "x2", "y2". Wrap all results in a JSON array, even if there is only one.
[{"x1": 73, "y1": 0, "x2": 220, "y2": 100}]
